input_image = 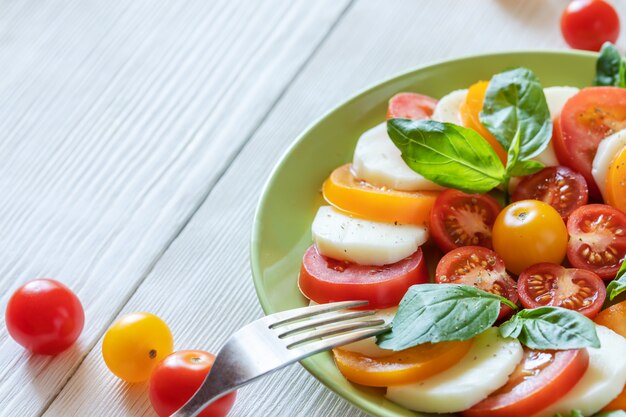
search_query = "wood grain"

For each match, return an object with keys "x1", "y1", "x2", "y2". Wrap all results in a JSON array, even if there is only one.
[
  {"x1": 0, "y1": 0, "x2": 351, "y2": 415},
  {"x1": 45, "y1": 0, "x2": 626, "y2": 416}
]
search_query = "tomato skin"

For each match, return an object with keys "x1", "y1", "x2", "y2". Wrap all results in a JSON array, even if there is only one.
[
  {"x1": 492, "y1": 200, "x2": 568, "y2": 275},
  {"x1": 323, "y1": 164, "x2": 438, "y2": 226},
  {"x1": 556, "y1": 87, "x2": 626, "y2": 198},
  {"x1": 430, "y1": 189, "x2": 501, "y2": 252},
  {"x1": 102, "y1": 312, "x2": 174, "y2": 383},
  {"x1": 512, "y1": 166, "x2": 588, "y2": 220},
  {"x1": 463, "y1": 348, "x2": 589, "y2": 417},
  {"x1": 561, "y1": 0, "x2": 620, "y2": 51},
  {"x1": 387, "y1": 92, "x2": 437, "y2": 120},
  {"x1": 566, "y1": 204, "x2": 626, "y2": 279},
  {"x1": 435, "y1": 246, "x2": 518, "y2": 320},
  {"x1": 299, "y1": 245, "x2": 428, "y2": 309},
  {"x1": 149, "y1": 350, "x2": 236, "y2": 417},
  {"x1": 5, "y1": 278, "x2": 84, "y2": 355},
  {"x1": 517, "y1": 263, "x2": 605, "y2": 318}
]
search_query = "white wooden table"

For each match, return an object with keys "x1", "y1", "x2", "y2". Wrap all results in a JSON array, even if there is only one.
[{"x1": 1, "y1": 0, "x2": 623, "y2": 415}]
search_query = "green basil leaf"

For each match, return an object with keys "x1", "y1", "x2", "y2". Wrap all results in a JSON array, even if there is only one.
[
  {"x1": 507, "y1": 159, "x2": 544, "y2": 177},
  {"x1": 607, "y1": 257, "x2": 626, "y2": 300},
  {"x1": 377, "y1": 284, "x2": 516, "y2": 351},
  {"x1": 593, "y1": 42, "x2": 626, "y2": 87},
  {"x1": 387, "y1": 119, "x2": 505, "y2": 194},
  {"x1": 499, "y1": 306, "x2": 600, "y2": 350},
  {"x1": 480, "y1": 67, "x2": 553, "y2": 163}
]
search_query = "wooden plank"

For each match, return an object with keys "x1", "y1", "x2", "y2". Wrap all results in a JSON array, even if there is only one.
[
  {"x1": 0, "y1": 0, "x2": 352, "y2": 415},
  {"x1": 44, "y1": 0, "x2": 626, "y2": 416}
]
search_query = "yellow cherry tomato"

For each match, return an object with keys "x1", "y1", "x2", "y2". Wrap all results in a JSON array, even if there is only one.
[
  {"x1": 322, "y1": 164, "x2": 439, "y2": 226},
  {"x1": 492, "y1": 200, "x2": 568, "y2": 275},
  {"x1": 102, "y1": 312, "x2": 173, "y2": 383},
  {"x1": 460, "y1": 81, "x2": 508, "y2": 165},
  {"x1": 332, "y1": 339, "x2": 472, "y2": 387},
  {"x1": 606, "y1": 146, "x2": 626, "y2": 212}
]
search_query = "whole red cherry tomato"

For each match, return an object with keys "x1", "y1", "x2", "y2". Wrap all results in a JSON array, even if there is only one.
[{"x1": 561, "y1": 0, "x2": 620, "y2": 51}]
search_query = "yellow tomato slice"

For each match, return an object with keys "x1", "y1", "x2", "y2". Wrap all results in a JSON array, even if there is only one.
[
  {"x1": 606, "y1": 146, "x2": 626, "y2": 212},
  {"x1": 460, "y1": 81, "x2": 508, "y2": 165},
  {"x1": 332, "y1": 339, "x2": 473, "y2": 387},
  {"x1": 595, "y1": 301, "x2": 626, "y2": 411},
  {"x1": 322, "y1": 164, "x2": 439, "y2": 226}
]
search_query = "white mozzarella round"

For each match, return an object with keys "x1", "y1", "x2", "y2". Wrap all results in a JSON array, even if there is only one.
[
  {"x1": 311, "y1": 206, "x2": 428, "y2": 266},
  {"x1": 592, "y1": 129, "x2": 626, "y2": 200},
  {"x1": 337, "y1": 306, "x2": 397, "y2": 358},
  {"x1": 532, "y1": 325, "x2": 626, "y2": 417},
  {"x1": 385, "y1": 328, "x2": 523, "y2": 414},
  {"x1": 533, "y1": 86, "x2": 579, "y2": 167},
  {"x1": 352, "y1": 122, "x2": 445, "y2": 191},
  {"x1": 432, "y1": 89, "x2": 467, "y2": 125}
]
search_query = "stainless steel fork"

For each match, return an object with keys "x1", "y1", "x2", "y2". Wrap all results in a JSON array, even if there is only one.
[{"x1": 171, "y1": 300, "x2": 390, "y2": 417}]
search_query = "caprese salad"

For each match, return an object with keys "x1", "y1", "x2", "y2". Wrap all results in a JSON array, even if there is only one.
[{"x1": 297, "y1": 43, "x2": 626, "y2": 417}]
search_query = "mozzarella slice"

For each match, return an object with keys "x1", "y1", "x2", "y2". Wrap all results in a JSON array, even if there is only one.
[
  {"x1": 352, "y1": 122, "x2": 445, "y2": 191},
  {"x1": 593, "y1": 129, "x2": 626, "y2": 200},
  {"x1": 337, "y1": 306, "x2": 397, "y2": 358},
  {"x1": 533, "y1": 86, "x2": 579, "y2": 167},
  {"x1": 532, "y1": 325, "x2": 626, "y2": 417},
  {"x1": 311, "y1": 206, "x2": 428, "y2": 266},
  {"x1": 432, "y1": 89, "x2": 467, "y2": 125},
  {"x1": 386, "y1": 328, "x2": 523, "y2": 414}
]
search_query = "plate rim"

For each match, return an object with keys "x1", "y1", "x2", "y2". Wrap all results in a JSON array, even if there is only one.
[{"x1": 249, "y1": 48, "x2": 596, "y2": 416}]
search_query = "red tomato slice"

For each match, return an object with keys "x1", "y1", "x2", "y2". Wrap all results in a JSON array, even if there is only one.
[
  {"x1": 462, "y1": 348, "x2": 589, "y2": 417},
  {"x1": 567, "y1": 204, "x2": 626, "y2": 279},
  {"x1": 298, "y1": 245, "x2": 428, "y2": 309},
  {"x1": 430, "y1": 189, "x2": 501, "y2": 253},
  {"x1": 517, "y1": 263, "x2": 606, "y2": 318},
  {"x1": 512, "y1": 166, "x2": 588, "y2": 220},
  {"x1": 387, "y1": 92, "x2": 438, "y2": 120},
  {"x1": 435, "y1": 246, "x2": 518, "y2": 320},
  {"x1": 555, "y1": 87, "x2": 626, "y2": 198}
]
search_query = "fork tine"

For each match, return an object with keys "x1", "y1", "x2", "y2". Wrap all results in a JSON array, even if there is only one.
[
  {"x1": 286, "y1": 324, "x2": 391, "y2": 360},
  {"x1": 286, "y1": 319, "x2": 386, "y2": 349},
  {"x1": 277, "y1": 310, "x2": 376, "y2": 338},
  {"x1": 267, "y1": 300, "x2": 369, "y2": 329}
]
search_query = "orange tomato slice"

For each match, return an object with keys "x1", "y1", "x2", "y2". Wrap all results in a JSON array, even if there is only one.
[
  {"x1": 322, "y1": 164, "x2": 439, "y2": 226},
  {"x1": 606, "y1": 146, "x2": 626, "y2": 213},
  {"x1": 332, "y1": 339, "x2": 472, "y2": 387},
  {"x1": 460, "y1": 81, "x2": 508, "y2": 165}
]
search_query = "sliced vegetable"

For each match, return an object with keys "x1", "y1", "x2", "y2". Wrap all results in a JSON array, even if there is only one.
[
  {"x1": 517, "y1": 263, "x2": 606, "y2": 319},
  {"x1": 595, "y1": 300, "x2": 626, "y2": 338},
  {"x1": 566, "y1": 204, "x2": 626, "y2": 279},
  {"x1": 298, "y1": 245, "x2": 428, "y2": 309},
  {"x1": 435, "y1": 246, "x2": 518, "y2": 320},
  {"x1": 387, "y1": 92, "x2": 438, "y2": 120},
  {"x1": 606, "y1": 145, "x2": 626, "y2": 213}
]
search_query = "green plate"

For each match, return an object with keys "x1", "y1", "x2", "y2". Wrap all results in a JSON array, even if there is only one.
[{"x1": 251, "y1": 51, "x2": 596, "y2": 417}]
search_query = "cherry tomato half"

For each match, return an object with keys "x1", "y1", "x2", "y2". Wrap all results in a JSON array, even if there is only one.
[
  {"x1": 333, "y1": 339, "x2": 472, "y2": 387},
  {"x1": 298, "y1": 245, "x2": 428, "y2": 309},
  {"x1": 149, "y1": 350, "x2": 236, "y2": 417},
  {"x1": 512, "y1": 166, "x2": 588, "y2": 220},
  {"x1": 492, "y1": 200, "x2": 568, "y2": 275},
  {"x1": 463, "y1": 348, "x2": 589, "y2": 417},
  {"x1": 517, "y1": 263, "x2": 605, "y2": 318},
  {"x1": 323, "y1": 164, "x2": 438, "y2": 226},
  {"x1": 102, "y1": 312, "x2": 174, "y2": 383},
  {"x1": 5, "y1": 278, "x2": 84, "y2": 355},
  {"x1": 554, "y1": 87, "x2": 626, "y2": 197},
  {"x1": 567, "y1": 204, "x2": 626, "y2": 279},
  {"x1": 561, "y1": 0, "x2": 620, "y2": 51},
  {"x1": 387, "y1": 92, "x2": 438, "y2": 120},
  {"x1": 435, "y1": 246, "x2": 518, "y2": 320},
  {"x1": 429, "y1": 189, "x2": 501, "y2": 252}
]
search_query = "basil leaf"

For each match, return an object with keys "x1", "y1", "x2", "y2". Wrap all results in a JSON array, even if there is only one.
[
  {"x1": 387, "y1": 119, "x2": 505, "y2": 194},
  {"x1": 377, "y1": 284, "x2": 516, "y2": 351},
  {"x1": 507, "y1": 159, "x2": 544, "y2": 177},
  {"x1": 607, "y1": 257, "x2": 626, "y2": 300},
  {"x1": 480, "y1": 67, "x2": 553, "y2": 162},
  {"x1": 593, "y1": 42, "x2": 626, "y2": 87},
  {"x1": 499, "y1": 306, "x2": 600, "y2": 350}
]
